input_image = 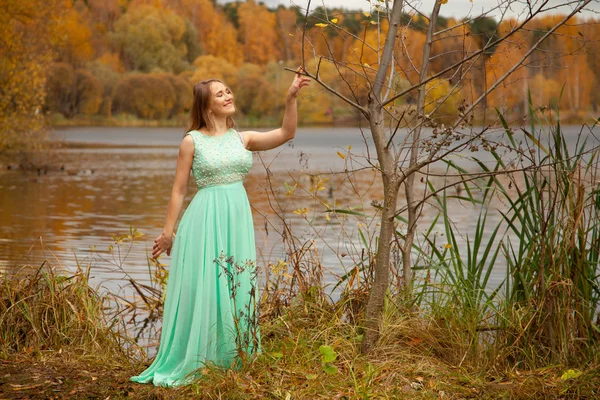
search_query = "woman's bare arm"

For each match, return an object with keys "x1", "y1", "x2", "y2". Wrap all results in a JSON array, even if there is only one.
[
  {"x1": 152, "y1": 135, "x2": 194, "y2": 258},
  {"x1": 242, "y1": 68, "x2": 310, "y2": 151}
]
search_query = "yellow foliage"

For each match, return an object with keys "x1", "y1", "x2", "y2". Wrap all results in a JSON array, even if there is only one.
[
  {"x1": 191, "y1": 55, "x2": 238, "y2": 88},
  {"x1": 176, "y1": 0, "x2": 243, "y2": 65},
  {"x1": 55, "y1": 7, "x2": 94, "y2": 65},
  {"x1": 424, "y1": 78, "x2": 462, "y2": 123},
  {"x1": 97, "y1": 53, "x2": 125, "y2": 73},
  {"x1": 112, "y1": 73, "x2": 178, "y2": 119},
  {"x1": 0, "y1": 0, "x2": 65, "y2": 151}
]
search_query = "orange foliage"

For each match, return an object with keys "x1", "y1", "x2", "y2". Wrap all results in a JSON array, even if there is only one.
[
  {"x1": 238, "y1": 0, "x2": 280, "y2": 64},
  {"x1": 45, "y1": 63, "x2": 103, "y2": 117},
  {"x1": 55, "y1": 6, "x2": 95, "y2": 66},
  {"x1": 396, "y1": 26, "x2": 427, "y2": 84},
  {"x1": 276, "y1": 7, "x2": 301, "y2": 62},
  {"x1": 112, "y1": 73, "x2": 177, "y2": 119},
  {"x1": 97, "y1": 53, "x2": 125, "y2": 73},
  {"x1": 4, "y1": 0, "x2": 599, "y2": 124},
  {"x1": 173, "y1": 0, "x2": 243, "y2": 65},
  {"x1": 190, "y1": 55, "x2": 238, "y2": 88},
  {"x1": 484, "y1": 19, "x2": 530, "y2": 116},
  {"x1": 0, "y1": 0, "x2": 65, "y2": 150}
]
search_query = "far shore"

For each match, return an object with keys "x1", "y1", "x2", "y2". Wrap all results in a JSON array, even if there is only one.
[{"x1": 49, "y1": 111, "x2": 597, "y2": 129}]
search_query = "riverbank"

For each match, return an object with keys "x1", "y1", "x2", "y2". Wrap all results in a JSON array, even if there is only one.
[
  {"x1": 49, "y1": 113, "x2": 362, "y2": 129},
  {"x1": 48, "y1": 109, "x2": 597, "y2": 129},
  {"x1": 3, "y1": 328, "x2": 599, "y2": 399},
  {"x1": 1, "y1": 262, "x2": 599, "y2": 399}
]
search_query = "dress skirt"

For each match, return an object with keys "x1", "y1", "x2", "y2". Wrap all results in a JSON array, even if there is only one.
[{"x1": 130, "y1": 181, "x2": 260, "y2": 387}]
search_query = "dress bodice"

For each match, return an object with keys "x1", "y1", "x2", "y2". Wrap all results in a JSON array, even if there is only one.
[{"x1": 186, "y1": 129, "x2": 252, "y2": 189}]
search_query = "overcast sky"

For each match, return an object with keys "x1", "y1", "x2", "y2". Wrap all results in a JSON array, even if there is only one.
[{"x1": 261, "y1": 0, "x2": 600, "y2": 20}]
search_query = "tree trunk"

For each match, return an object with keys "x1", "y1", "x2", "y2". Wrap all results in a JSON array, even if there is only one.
[
  {"x1": 402, "y1": 1, "x2": 440, "y2": 289},
  {"x1": 361, "y1": 102, "x2": 400, "y2": 352},
  {"x1": 360, "y1": 0, "x2": 404, "y2": 354}
]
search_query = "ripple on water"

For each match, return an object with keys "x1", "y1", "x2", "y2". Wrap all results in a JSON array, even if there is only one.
[{"x1": 3, "y1": 125, "x2": 599, "y2": 302}]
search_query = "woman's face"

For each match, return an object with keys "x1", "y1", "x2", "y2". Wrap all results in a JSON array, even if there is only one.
[{"x1": 208, "y1": 81, "x2": 235, "y2": 117}]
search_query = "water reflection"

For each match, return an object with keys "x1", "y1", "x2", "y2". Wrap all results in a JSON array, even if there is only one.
[{"x1": 1, "y1": 125, "x2": 599, "y2": 348}]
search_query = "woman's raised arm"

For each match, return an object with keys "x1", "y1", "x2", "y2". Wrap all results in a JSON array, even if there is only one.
[{"x1": 242, "y1": 68, "x2": 310, "y2": 152}]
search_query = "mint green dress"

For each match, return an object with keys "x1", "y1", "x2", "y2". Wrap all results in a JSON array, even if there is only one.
[{"x1": 130, "y1": 128, "x2": 260, "y2": 387}]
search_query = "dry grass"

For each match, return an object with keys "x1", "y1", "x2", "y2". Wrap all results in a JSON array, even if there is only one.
[{"x1": 1, "y1": 262, "x2": 599, "y2": 399}]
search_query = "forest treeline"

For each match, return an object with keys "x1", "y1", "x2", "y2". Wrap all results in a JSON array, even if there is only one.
[{"x1": 2, "y1": 0, "x2": 600, "y2": 150}]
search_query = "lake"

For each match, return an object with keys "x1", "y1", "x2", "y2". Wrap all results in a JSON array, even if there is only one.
[{"x1": 1, "y1": 124, "x2": 598, "y2": 296}]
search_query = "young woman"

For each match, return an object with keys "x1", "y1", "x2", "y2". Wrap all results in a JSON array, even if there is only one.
[{"x1": 130, "y1": 68, "x2": 310, "y2": 387}]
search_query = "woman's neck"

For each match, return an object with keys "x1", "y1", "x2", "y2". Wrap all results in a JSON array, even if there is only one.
[{"x1": 205, "y1": 117, "x2": 228, "y2": 136}]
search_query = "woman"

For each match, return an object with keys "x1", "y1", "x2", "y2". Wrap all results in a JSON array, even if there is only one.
[{"x1": 130, "y1": 68, "x2": 310, "y2": 387}]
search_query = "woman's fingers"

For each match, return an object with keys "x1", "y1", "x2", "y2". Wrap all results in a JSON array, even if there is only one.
[{"x1": 151, "y1": 234, "x2": 174, "y2": 259}]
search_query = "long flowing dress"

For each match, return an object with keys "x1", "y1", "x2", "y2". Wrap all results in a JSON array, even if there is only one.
[{"x1": 130, "y1": 128, "x2": 260, "y2": 387}]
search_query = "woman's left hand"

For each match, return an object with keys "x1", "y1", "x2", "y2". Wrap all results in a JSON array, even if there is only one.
[
  {"x1": 152, "y1": 231, "x2": 174, "y2": 259},
  {"x1": 287, "y1": 67, "x2": 310, "y2": 100}
]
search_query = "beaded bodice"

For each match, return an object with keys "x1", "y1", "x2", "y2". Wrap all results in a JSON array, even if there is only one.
[{"x1": 186, "y1": 129, "x2": 252, "y2": 189}]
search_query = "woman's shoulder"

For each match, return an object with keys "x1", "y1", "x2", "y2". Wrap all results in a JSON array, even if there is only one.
[{"x1": 181, "y1": 132, "x2": 196, "y2": 149}]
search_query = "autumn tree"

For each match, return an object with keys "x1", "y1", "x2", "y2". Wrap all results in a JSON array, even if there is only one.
[
  {"x1": 235, "y1": 64, "x2": 268, "y2": 116},
  {"x1": 111, "y1": 4, "x2": 189, "y2": 73},
  {"x1": 169, "y1": 0, "x2": 243, "y2": 65},
  {"x1": 0, "y1": 0, "x2": 66, "y2": 152},
  {"x1": 46, "y1": 63, "x2": 103, "y2": 118},
  {"x1": 164, "y1": 74, "x2": 193, "y2": 117},
  {"x1": 238, "y1": 0, "x2": 280, "y2": 64},
  {"x1": 190, "y1": 55, "x2": 238, "y2": 89},
  {"x1": 112, "y1": 73, "x2": 180, "y2": 119},
  {"x1": 582, "y1": 19, "x2": 600, "y2": 110},
  {"x1": 276, "y1": 6, "x2": 302, "y2": 62},
  {"x1": 86, "y1": 57, "x2": 123, "y2": 117}
]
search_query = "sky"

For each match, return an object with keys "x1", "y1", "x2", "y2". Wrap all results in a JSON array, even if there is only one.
[{"x1": 259, "y1": 0, "x2": 600, "y2": 21}]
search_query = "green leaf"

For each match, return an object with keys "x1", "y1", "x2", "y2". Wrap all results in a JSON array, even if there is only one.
[
  {"x1": 322, "y1": 362, "x2": 338, "y2": 375},
  {"x1": 522, "y1": 127, "x2": 549, "y2": 156},
  {"x1": 560, "y1": 369, "x2": 582, "y2": 381},
  {"x1": 269, "y1": 351, "x2": 283, "y2": 360},
  {"x1": 305, "y1": 373, "x2": 318, "y2": 380},
  {"x1": 329, "y1": 208, "x2": 367, "y2": 217},
  {"x1": 319, "y1": 345, "x2": 337, "y2": 363}
]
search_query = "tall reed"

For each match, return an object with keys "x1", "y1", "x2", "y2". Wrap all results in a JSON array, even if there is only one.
[{"x1": 413, "y1": 102, "x2": 600, "y2": 369}]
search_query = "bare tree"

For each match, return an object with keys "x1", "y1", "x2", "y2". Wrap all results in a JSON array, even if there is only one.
[{"x1": 292, "y1": 0, "x2": 594, "y2": 352}]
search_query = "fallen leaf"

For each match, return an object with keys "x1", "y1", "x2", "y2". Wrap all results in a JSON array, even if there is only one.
[{"x1": 9, "y1": 383, "x2": 44, "y2": 390}]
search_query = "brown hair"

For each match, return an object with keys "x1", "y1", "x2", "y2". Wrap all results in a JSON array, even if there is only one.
[{"x1": 185, "y1": 79, "x2": 235, "y2": 135}]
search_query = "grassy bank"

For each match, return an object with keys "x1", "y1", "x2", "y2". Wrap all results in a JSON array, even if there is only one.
[
  {"x1": 48, "y1": 113, "x2": 321, "y2": 129},
  {"x1": 47, "y1": 107, "x2": 597, "y2": 130},
  {"x1": 2, "y1": 263, "x2": 599, "y2": 399}
]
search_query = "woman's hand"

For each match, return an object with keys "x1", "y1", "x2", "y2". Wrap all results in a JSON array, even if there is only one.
[
  {"x1": 287, "y1": 67, "x2": 310, "y2": 100},
  {"x1": 152, "y1": 231, "x2": 174, "y2": 259}
]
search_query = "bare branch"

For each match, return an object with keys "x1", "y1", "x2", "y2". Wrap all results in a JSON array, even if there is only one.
[
  {"x1": 383, "y1": 0, "x2": 555, "y2": 107},
  {"x1": 301, "y1": 0, "x2": 312, "y2": 70},
  {"x1": 372, "y1": 0, "x2": 405, "y2": 100},
  {"x1": 284, "y1": 67, "x2": 369, "y2": 115},
  {"x1": 451, "y1": 0, "x2": 593, "y2": 131}
]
